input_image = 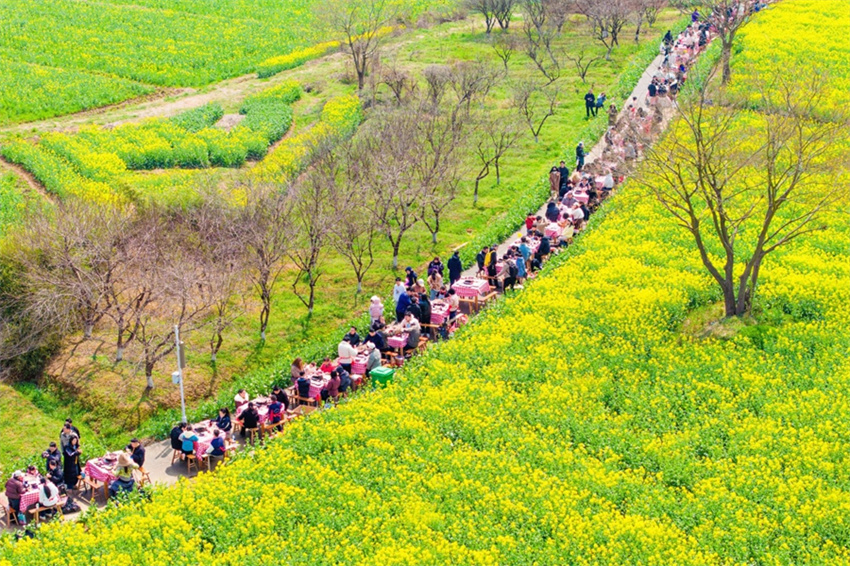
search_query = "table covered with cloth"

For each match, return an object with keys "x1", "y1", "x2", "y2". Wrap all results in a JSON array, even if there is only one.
[{"x1": 452, "y1": 278, "x2": 490, "y2": 298}]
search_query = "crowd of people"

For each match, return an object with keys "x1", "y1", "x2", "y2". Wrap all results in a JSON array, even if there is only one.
[{"x1": 4, "y1": 9, "x2": 746, "y2": 532}]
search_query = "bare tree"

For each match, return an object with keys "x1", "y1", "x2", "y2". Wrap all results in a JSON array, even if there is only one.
[
  {"x1": 237, "y1": 185, "x2": 292, "y2": 341},
  {"x1": 641, "y1": 0, "x2": 667, "y2": 28},
  {"x1": 701, "y1": 0, "x2": 753, "y2": 85},
  {"x1": 491, "y1": 32, "x2": 518, "y2": 71},
  {"x1": 566, "y1": 46, "x2": 603, "y2": 82},
  {"x1": 193, "y1": 198, "x2": 246, "y2": 363},
  {"x1": 521, "y1": 0, "x2": 562, "y2": 84},
  {"x1": 636, "y1": 67, "x2": 849, "y2": 317},
  {"x1": 315, "y1": 0, "x2": 396, "y2": 90},
  {"x1": 331, "y1": 150, "x2": 379, "y2": 295},
  {"x1": 546, "y1": 0, "x2": 576, "y2": 33},
  {"x1": 449, "y1": 60, "x2": 501, "y2": 113},
  {"x1": 513, "y1": 80, "x2": 559, "y2": 143},
  {"x1": 359, "y1": 108, "x2": 425, "y2": 269},
  {"x1": 381, "y1": 63, "x2": 416, "y2": 104},
  {"x1": 423, "y1": 64, "x2": 453, "y2": 107},
  {"x1": 12, "y1": 202, "x2": 128, "y2": 342},
  {"x1": 465, "y1": 0, "x2": 498, "y2": 33},
  {"x1": 578, "y1": 0, "x2": 634, "y2": 60},
  {"x1": 287, "y1": 148, "x2": 334, "y2": 314},
  {"x1": 493, "y1": 0, "x2": 516, "y2": 30},
  {"x1": 472, "y1": 112, "x2": 523, "y2": 203},
  {"x1": 131, "y1": 212, "x2": 212, "y2": 390}
]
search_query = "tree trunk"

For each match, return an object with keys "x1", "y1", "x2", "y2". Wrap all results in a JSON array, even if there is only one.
[
  {"x1": 116, "y1": 346, "x2": 125, "y2": 363},
  {"x1": 259, "y1": 294, "x2": 270, "y2": 340},
  {"x1": 210, "y1": 352, "x2": 217, "y2": 363},
  {"x1": 392, "y1": 241, "x2": 400, "y2": 269},
  {"x1": 605, "y1": 45, "x2": 613, "y2": 61},
  {"x1": 84, "y1": 323, "x2": 93, "y2": 339},
  {"x1": 145, "y1": 363, "x2": 155, "y2": 390},
  {"x1": 721, "y1": 41, "x2": 732, "y2": 85},
  {"x1": 495, "y1": 158, "x2": 501, "y2": 185},
  {"x1": 356, "y1": 279, "x2": 363, "y2": 294},
  {"x1": 722, "y1": 284, "x2": 737, "y2": 318}
]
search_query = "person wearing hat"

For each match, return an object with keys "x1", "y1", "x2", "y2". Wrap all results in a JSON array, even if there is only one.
[
  {"x1": 369, "y1": 296, "x2": 384, "y2": 325},
  {"x1": 365, "y1": 343, "x2": 382, "y2": 376},
  {"x1": 5, "y1": 471, "x2": 26, "y2": 525},
  {"x1": 108, "y1": 452, "x2": 139, "y2": 498}
]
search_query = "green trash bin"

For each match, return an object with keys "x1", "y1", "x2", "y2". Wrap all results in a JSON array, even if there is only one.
[{"x1": 370, "y1": 366, "x2": 395, "y2": 389}]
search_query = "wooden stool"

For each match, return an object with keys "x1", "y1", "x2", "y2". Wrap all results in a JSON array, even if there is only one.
[
  {"x1": 3, "y1": 504, "x2": 20, "y2": 527},
  {"x1": 81, "y1": 476, "x2": 107, "y2": 503},
  {"x1": 137, "y1": 466, "x2": 152, "y2": 488},
  {"x1": 417, "y1": 336, "x2": 429, "y2": 354},
  {"x1": 261, "y1": 421, "x2": 281, "y2": 440},
  {"x1": 171, "y1": 449, "x2": 183, "y2": 465},
  {"x1": 185, "y1": 454, "x2": 200, "y2": 475},
  {"x1": 244, "y1": 427, "x2": 260, "y2": 446}
]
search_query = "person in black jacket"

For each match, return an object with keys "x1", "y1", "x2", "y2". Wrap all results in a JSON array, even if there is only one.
[
  {"x1": 558, "y1": 161, "x2": 569, "y2": 193},
  {"x1": 575, "y1": 142, "x2": 586, "y2": 170},
  {"x1": 239, "y1": 403, "x2": 260, "y2": 434},
  {"x1": 126, "y1": 438, "x2": 145, "y2": 467},
  {"x1": 475, "y1": 247, "x2": 487, "y2": 276},
  {"x1": 365, "y1": 327, "x2": 387, "y2": 351},
  {"x1": 407, "y1": 294, "x2": 422, "y2": 321},
  {"x1": 419, "y1": 293, "x2": 432, "y2": 326},
  {"x1": 170, "y1": 423, "x2": 185, "y2": 451},
  {"x1": 447, "y1": 251, "x2": 462, "y2": 286},
  {"x1": 584, "y1": 89, "x2": 596, "y2": 117}
]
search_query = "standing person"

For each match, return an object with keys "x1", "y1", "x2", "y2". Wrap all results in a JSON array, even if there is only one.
[
  {"x1": 584, "y1": 89, "x2": 596, "y2": 117},
  {"x1": 369, "y1": 296, "x2": 384, "y2": 325},
  {"x1": 392, "y1": 277, "x2": 405, "y2": 305},
  {"x1": 5, "y1": 471, "x2": 26, "y2": 525},
  {"x1": 395, "y1": 287, "x2": 410, "y2": 322},
  {"x1": 575, "y1": 142, "x2": 586, "y2": 170},
  {"x1": 404, "y1": 266, "x2": 417, "y2": 288},
  {"x1": 596, "y1": 92, "x2": 606, "y2": 113},
  {"x1": 515, "y1": 249, "x2": 527, "y2": 285},
  {"x1": 447, "y1": 288, "x2": 460, "y2": 321},
  {"x1": 427, "y1": 257, "x2": 444, "y2": 278},
  {"x1": 65, "y1": 419, "x2": 81, "y2": 440},
  {"x1": 419, "y1": 293, "x2": 432, "y2": 327},
  {"x1": 475, "y1": 247, "x2": 487, "y2": 276},
  {"x1": 427, "y1": 269, "x2": 443, "y2": 300},
  {"x1": 485, "y1": 246, "x2": 498, "y2": 282},
  {"x1": 663, "y1": 29, "x2": 673, "y2": 46},
  {"x1": 607, "y1": 103, "x2": 618, "y2": 127},
  {"x1": 557, "y1": 161, "x2": 570, "y2": 194},
  {"x1": 63, "y1": 435, "x2": 82, "y2": 490},
  {"x1": 59, "y1": 423, "x2": 77, "y2": 451},
  {"x1": 503, "y1": 255, "x2": 518, "y2": 291},
  {"x1": 548, "y1": 166, "x2": 560, "y2": 194},
  {"x1": 447, "y1": 251, "x2": 462, "y2": 287},
  {"x1": 337, "y1": 338, "x2": 357, "y2": 374}
]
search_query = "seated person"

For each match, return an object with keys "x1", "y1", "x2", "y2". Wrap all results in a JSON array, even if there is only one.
[
  {"x1": 324, "y1": 370, "x2": 341, "y2": 401},
  {"x1": 126, "y1": 438, "x2": 145, "y2": 467},
  {"x1": 319, "y1": 357, "x2": 337, "y2": 373},
  {"x1": 267, "y1": 395, "x2": 284, "y2": 425},
  {"x1": 204, "y1": 429, "x2": 227, "y2": 459},
  {"x1": 366, "y1": 344, "x2": 382, "y2": 375},
  {"x1": 239, "y1": 403, "x2": 260, "y2": 435},
  {"x1": 296, "y1": 376, "x2": 312, "y2": 400},
  {"x1": 233, "y1": 389, "x2": 250, "y2": 410},
  {"x1": 338, "y1": 367, "x2": 352, "y2": 394},
  {"x1": 37, "y1": 477, "x2": 61, "y2": 519},
  {"x1": 178, "y1": 425, "x2": 199, "y2": 457},
  {"x1": 108, "y1": 453, "x2": 138, "y2": 498},
  {"x1": 343, "y1": 326, "x2": 361, "y2": 347},
  {"x1": 370, "y1": 316, "x2": 387, "y2": 332},
  {"x1": 213, "y1": 408, "x2": 233, "y2": 439},
  {"x1": 46, "y1": 459, "x2": 65, "y2": 493},
  {"x1": 291, "y1": 358, "x2": 306, "y2": 384},
  {"x1": 402, "y1": 312, "x2": 422, "y2": 354},
  {"x1": 170, "y1": 423, "x2": 185, "y2": 452},
  {"x1": 271, "y1": 385, "x2": 289, "y2": 409},
  {"x1": 365, "y1": 328, "x2": 386, "y2": 352}
]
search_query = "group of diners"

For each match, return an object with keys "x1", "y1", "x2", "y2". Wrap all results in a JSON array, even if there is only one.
[{"x1": 4, "y1": 419, "x2": 148, "y2": 526}]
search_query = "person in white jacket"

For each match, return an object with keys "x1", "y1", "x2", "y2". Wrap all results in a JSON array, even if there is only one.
[
  {"x1": 37, "y1": 477, "x2": 61, "y2": 519},
  {"x1": 338, "y1": 339, "x2": 358, "y2": 374}
]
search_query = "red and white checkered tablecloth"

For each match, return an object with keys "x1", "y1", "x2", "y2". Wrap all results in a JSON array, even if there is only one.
[
  {"x1": 430, "y1": 301, "x2": 450, "y2": 325},
  {"x1": 18, "y1": 473, "x2": 41, "y2": 509},
  {"x1": 545, "y1": 224, "x2": 563, "y2": 239},
  {"x1": 595, "y1": 175, "x2": 606, "y2": 188},
  {"x1": 85, "y1": 457, "x2": 120, "y2": 484},
  {"x1": 452, "y1": 278, "x2": 490, "y2": 298},
  {"x1": 347, "y1": 353, "x2": 368, "y2": 375},
  {"x1": 386, "y1": 333, "x2": 408, "y2": 349},
  {"x1": 573, "y1": 191, "x2": 589, "y2": 204}
]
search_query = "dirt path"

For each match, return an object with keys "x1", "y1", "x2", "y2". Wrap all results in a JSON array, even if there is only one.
[{"x1": 0, "y1": 156, "x2": 51, "y2": 201}]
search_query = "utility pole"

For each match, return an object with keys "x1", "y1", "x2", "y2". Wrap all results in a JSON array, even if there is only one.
[{"x1": 173, "y1": 325, "x2": 187, "y2": 423}]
